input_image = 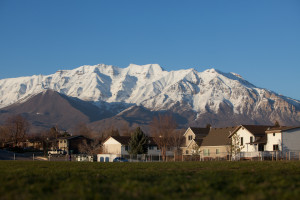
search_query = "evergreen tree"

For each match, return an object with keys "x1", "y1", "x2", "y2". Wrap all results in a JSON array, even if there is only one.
[{"x1": 128, "y1": 127, "x2": 148, "y2": 155}]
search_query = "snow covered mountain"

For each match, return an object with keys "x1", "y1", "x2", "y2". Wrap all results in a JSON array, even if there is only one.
[{"x1": 0, "y1": 63, "x2": 300, "y2": 128}]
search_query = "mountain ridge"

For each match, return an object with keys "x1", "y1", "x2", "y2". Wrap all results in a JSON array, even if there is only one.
[{"x1": 0, "y1": 63, "x2": 299, "y2": 131}]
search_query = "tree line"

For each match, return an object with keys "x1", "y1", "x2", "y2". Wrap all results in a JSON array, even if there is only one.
[{"x1": 0, "y1": 114, "x2": 185, "y2": 160}]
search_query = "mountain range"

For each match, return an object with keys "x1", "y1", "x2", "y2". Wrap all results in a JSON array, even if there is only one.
[{"x1": 0, "y1": 64, "x2": 299, "y2": 133}]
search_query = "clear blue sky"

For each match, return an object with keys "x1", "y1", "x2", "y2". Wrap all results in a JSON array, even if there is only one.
[{"x1": 0, "y1": 0, "x2": 299, "y2": 100}]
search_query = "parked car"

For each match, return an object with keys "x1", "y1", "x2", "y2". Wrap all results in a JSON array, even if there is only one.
[{"x1": 113, "y1": 157, "x2": 128, "y2": 162}]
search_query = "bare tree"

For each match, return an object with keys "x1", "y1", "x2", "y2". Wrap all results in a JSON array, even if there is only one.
[
  {"x1": 4, "y1": 115, "x2": 30, "y2": 147},
  {"x1": 0, "y1": 126, "x2": 9, "y2": 147},
  {"x1": 229, "y1": 133, "x2": 244, "y2": 161},
  {"x1": 170, "y1": 129, "x2": 185, "y2": 159},
  {"x1": 78, "y1": 139, "x2": 102, "y2": 155},
  {"x1": 119, "y1": 122, "x2": 132, "y2": 136},
  {"x1": 150, "y1": 114, "x2": 177, "y2": 161},
  {"x1": 74, "y1": 123, "x2": 93, "y2": 138}
]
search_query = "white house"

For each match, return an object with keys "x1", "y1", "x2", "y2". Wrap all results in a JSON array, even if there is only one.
[
  {"x1": 265, "y1": 126, "x2": 300, "y2": 152},
  {"x1": 228, "y1": 125, "x2": 273, "y2": 158},
  {"x1": 229, "y1": 125, "x2": 300, "y2": 159},
  {"x1": 99, "y1": 136, "x2": 173, "y2": 162}
]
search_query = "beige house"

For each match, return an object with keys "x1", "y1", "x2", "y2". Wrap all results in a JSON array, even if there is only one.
[
  {"x1": 58, "y1": 135, "x2": 92, "y2": 154},
  {"x1": 199, "y1": 127, "x2": 236, "y2": 159},
  {"x1": 181, "y1": 127, "x2": 210, "y2": 155}
]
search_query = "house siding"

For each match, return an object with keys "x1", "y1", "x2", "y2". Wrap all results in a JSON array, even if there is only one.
[
  {"x1": 282, "y1": 128, "x2": 300, "y2": 152},
  {"x1": 266, "y1": 132, "x2": 282, "y2": 151},
  {"x1": 199, "y1": 145, "x2": 230, "y2": 158},
  {"x1": 235, "y1": 128, "x2": 257, "y2": 153},
  {"x1": 103, "y1": 138, "x2": 122, "y2": 154}
]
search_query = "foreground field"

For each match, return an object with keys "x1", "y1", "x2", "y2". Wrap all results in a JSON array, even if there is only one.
[{"x1": 0, "y1": 161, "x2": 300, "y2": 200}]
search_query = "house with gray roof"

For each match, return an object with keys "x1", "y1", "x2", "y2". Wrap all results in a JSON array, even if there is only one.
[{"x1": 199, "y1": 127, "x2": 237, "y2": 159}]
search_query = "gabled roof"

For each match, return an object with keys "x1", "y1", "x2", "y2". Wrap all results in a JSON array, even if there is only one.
[
  {"x1": 265, "y1": 126, "x2": 300, "y2": 133},
  {"x1": 107, "y1": 136, "x2": 131, "y2": 145},
  {"x1": 184, "y1": 127, "x2": 210, "y2": 138},
  {"x1": 103, "y1": 136, "x2": 157, "y2": 146},
  {"x1": 251, "y1": 135, "x2": 267, "y2": 144},
  {"x1": 194, "y1": 138, "x2": 204, "y2": 146},
  {"x1": 229, "y1": 125, "x2": 273, "y2": 138},
  {"x1": 201, "y1": 127, "x2": 237, "y2": 146},
  {"x1": 58, "y1": 135, "x2": 91, "y2": 140}
]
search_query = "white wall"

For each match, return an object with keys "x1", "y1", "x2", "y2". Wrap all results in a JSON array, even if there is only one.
[
  {"x1": 282, "y1": 128, "x2": 300, "y2": 152},
  {"x1": 103, "y1": 138, "x2": 122, "y2": 154},
  {"x1": 97, "y1": 154, "x2": 118, "y2": 162},
  {"x1": 235, "y1": 128, "x2": 257, "y2": 153},
  {"x1": 265, "y1": 132, "x2": 282, "y2": 151}
]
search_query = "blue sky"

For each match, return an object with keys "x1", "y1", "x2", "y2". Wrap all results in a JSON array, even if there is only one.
[{"x1": 0, "y1": 0, "x2": 299, "y2": 100}]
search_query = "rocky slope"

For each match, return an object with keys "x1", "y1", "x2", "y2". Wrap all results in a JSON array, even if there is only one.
[{"x1": 0, "y1": 64, "x2": 299, "y2": 132}]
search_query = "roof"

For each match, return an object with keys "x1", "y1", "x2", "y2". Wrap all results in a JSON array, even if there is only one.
[
  {"x1": 265, "y1": 126, "x2": 300, "y2": 133},
  {"x1": 104, "y1": 136, "x2": 157, "y2": 146},
  {"x1": 194, "y1": 138, "x2": 204, "y2": 146},
  {"x1": 188, "y1": 127, "x2": 210, "y2": 139},
  {"x1": 58, "y1": 135, "x2": 91, "y2": 140},
  {"x1": 201, "y1": 127, "x2": 237, "y2": 146},
  {"x1": 229, "y1": 125, "x2": 273, "y2": 137},
  {"x1": 108, "y1": 136, "x2": 131, "y2": 145},
  {"x1": 251, "y1": 135, "x2": 267, "y2": 144}
]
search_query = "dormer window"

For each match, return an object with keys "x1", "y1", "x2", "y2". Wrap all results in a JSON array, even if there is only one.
[
  {"x1": 188, "y1": 135, "x2": 193, "y2": 140},
  {"x1": 273, "y1": 133, "x2": 275, "y2": 136}
]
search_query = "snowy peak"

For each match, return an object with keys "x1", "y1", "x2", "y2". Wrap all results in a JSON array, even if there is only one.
[{"x1": 0, "y1": 63, "x2": 299, "y2": 127}]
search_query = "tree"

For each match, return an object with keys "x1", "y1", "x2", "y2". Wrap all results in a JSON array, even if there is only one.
[
  {"x1": 229, "y1": 133, "x2": 244, "y2": 161},
  {"x1": 74, "y1": 123, "x2": 93, "y2": 138},
  {"x1": 150, "y1": 114, "x2": 177, "y2": 161},
  {"x1": 0, "y1": 126, "x2": 9, "y2": 148},
  {"x1": 78, "y1": 139, "x2": 102, "y2": 155},
  {"x1": 4, "y1": 115, "x2": 30, "y2": 147},
  {"x1": 128, "y1": 127, "x2": 148, "y2": 155},
  {"x1": 169, "y1": 129, "x2": 185, "y2": 159}
]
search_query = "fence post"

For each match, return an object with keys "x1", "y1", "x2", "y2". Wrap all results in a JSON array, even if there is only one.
[
  {"x1": 33, "y1": 153, "x2": 34, "y2": 161},
  {"x1": 14, "y1": 153, "x2": 15, "y2": 160},
  {"x1": 289, "y1": 152, "x2": 291, "y2": 161}
]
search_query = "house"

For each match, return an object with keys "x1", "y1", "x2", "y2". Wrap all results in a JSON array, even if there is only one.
[
  {"x1": 265, "y1": 126, "x2": 300, "y2": 152},
  {"x1": 181, "y1": 127, "x2": 210, "y2": 155},
  {"x1": 199, "y1": 127, "x2": 237, "y2": 159},
  {"x1": 58, "y1": 135, "x2": 92, "y2": 154},
  {"x1": 228, "y1": 125, "x2": 273, "y2": 159},
  {"x1": 99, "y1": 135, "x2": 173, "y2": 160}
]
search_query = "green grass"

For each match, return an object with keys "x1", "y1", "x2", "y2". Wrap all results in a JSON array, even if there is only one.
[{"x1": 0, "y1": 161, "x2": 300, "y2": 200}]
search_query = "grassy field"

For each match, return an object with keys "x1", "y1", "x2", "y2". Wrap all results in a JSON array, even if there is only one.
[{"x1": 0, "y1": 161, "x2": 300, "y2": 200}]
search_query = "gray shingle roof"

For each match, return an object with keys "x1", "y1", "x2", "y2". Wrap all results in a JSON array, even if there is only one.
[{"x1": 201, "y1": 127, "x2": 237, "y2": 146}]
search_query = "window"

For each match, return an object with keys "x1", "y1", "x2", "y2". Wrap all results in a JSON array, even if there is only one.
[
  {"x1": 204, "y1": 149, "x2": 210, "y2": 156},
  {"x1": 60, "y1": 140, "x2": 62, "y2": 143},
  {"x1": 125, "y1": 146, "x2": 129, "y2": 151},
  {"x1": 216, "y1": 149, "x2": 220, "y2": 154},
  {"x1": 241, "y1": 137, "x2": 243, "y2": 146},
  {"x1": 273, "y1": 145, "x2": 279, "y2": 151},
  {"x1": 149, "y1": 146, "x2": 154, "y2": 150},
  {"x1": 273, "y1": 133, "x2": 276, "y2": 137},
  {"x1": 188, "y1": 135, "x2": 193, "y2": 140},
  {"x1": 186, "y1": 150, "x2": 189, "y2": 154},
  {"x1": 250, "y1": 137, "x2": 253, "y2": 143}
]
